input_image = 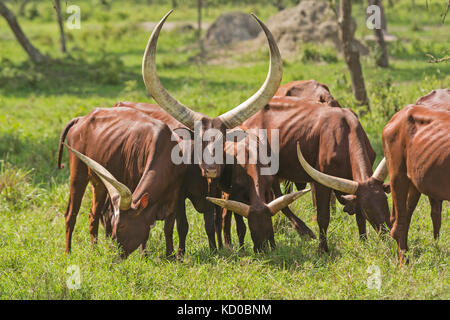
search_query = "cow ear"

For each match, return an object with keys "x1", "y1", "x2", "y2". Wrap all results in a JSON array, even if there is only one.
[
  {"x1": 132, "y1": 193, "x2": 149, "y2": 211},
  {"x1": 383, "y1": 183, "x2": 391, "y2": 194},
  {"x1": 139, "y1": 193, "x2": 149, "y2": 209}
]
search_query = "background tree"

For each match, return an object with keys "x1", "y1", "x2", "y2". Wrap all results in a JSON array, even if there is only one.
[
  {"x1": 338, "y1": 0, "x2": 370, "y2": 108},
  {"x1": 368, "y1": 0, "x2": 389, "y2": 68},
  {"x1": 53, "y1": 0, "x2": 66, "y2": 53},
  {"x1": 0, "y1": 0, "x2": 47, "y2": 63}
]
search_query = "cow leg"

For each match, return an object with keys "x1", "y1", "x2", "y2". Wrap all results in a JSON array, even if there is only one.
[
  {"x1": 214, "y1": 205, "x2": 224, "y2": 250},
  {"x1": 313, "y1": 182, "x2": 332, "y2": 253},
  {"x1": 273, "y1": 182, "x2": 316, "y2": 239},
  {"x1": 330, "y1": 191, "x2": 336, "y2": 215},
  {"x1": 64, "y1": 165, "x2": 88, "y2": 254},
  {"x1": 175, "y1": 199, "x2": 188, "y2": 259},
  {"x1": 89, "y1": 181, "x2": 107, "y2": 245},
  {"x1": 428, "y1": 197, "x2": 442, "y2": 240},
  {"x1": 355, "y1": 211, "x2": 367, "y2": 240},
  {"x1": 390, "y1": 173, "x2": 414, "y2": 264},
  {"x1": 222, "y1": 209, "x2": 233, "y2": 249},
  {"x1": 164, "y1": 212, "x2": 176, "y2": 259},
  {"x1": 234, "y1": 213, "x2": 246, "y2": 248},
  {"x1": 203, "y1": 211, "x2": 217, "y2": 252},
  {"x1": 102, "y1": 199, "x2": 113, "y2": 238}
]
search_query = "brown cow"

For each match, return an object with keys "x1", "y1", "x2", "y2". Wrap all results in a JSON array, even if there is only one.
[
  {"x1": 111, "y1": 101, "x2": 215, "y2": 258},
  {"x1": 141, "y1": 10, "x2": 282, "y2": 180},
  {"x1": 219, "y1": 79, "x2": 341, "y2": 248},
  {"x1": 382, "y1": 89, "x2": 450, "y2": 263},
  {"x1": 214, "y1": 96, "x2": 391, "y2": 252},
  {"x1": 60, "y1": 107, "x2": 186, "y2": 257},
  {"x1": 113, "y1": 102, "x2": 312, "y2": 252}
]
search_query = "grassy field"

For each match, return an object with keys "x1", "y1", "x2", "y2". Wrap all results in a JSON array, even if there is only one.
[{"x1": 0, "y1": 0, "x2": 449, "y2": 299}]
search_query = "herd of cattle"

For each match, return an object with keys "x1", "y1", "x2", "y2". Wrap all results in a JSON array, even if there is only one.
[{"x1": 57, "y1": 11, "x2": 449, "y2": 264}]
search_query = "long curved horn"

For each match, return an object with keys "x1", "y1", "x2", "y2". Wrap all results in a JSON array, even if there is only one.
[
  {"x1": 65, "y1": 144, "x2": 132, "y2": 211},
  {"x1": 142, "y1": 10, "x2": 203, "y2": 129},
  {"x1": 217, "y1": 14, "x2": 283, "y2": 129},
  {"x1": 372, "y1": 157, "x2": 388, "y2": 182},
  {"x1": 206, "y1": 189, "x2": 310, "y2": 218},
  {"x1": 296, "y1": 142, "x2": 358, "y2": 195},
  {"x1": 206, "y1": 197, "x2": 250, "y2": 218},
  {"x1": 267, "y1": 188, "x2": 310, "y2": 215}
]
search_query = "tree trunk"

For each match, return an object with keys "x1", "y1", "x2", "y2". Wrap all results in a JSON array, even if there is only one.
[
  {"x1": 368, "y1": 0, "x2": 389, "y2": 68},
  {"x1": 172, "y1": 0, "x2": 177, "y2": 8},
  {"x1": 338, "y1": 0, "x2": 370, "y2": 108},
  {"x1": 54, "y1": 0, "x2": 67, "y2": 53},
  {"x1": 0, "y1": 1, "x2": 47, "y2": 63}
]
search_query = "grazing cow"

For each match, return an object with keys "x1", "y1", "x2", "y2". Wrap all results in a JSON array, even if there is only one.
[
  {"x1": 214, "y1": 96, "x2": 391, "y2": 252},
  {"x1": 112, "y1": 102, "x2": 312, "y2": 252},
  {"x1": 111, "y1": 101, "x2": 215, "y2": 258},
  {"x1": 218, "y1": 79, "x2": 341, "y2": 249},
  {"x1": 59, "y1": 107, "x2": 186, "y2": 257},
  {"x1": 131, "y1": 11, "x2": 311, "y2": 252},
  {"x1": 382, "y1": 89, "x2": 450, "y2": 263}
]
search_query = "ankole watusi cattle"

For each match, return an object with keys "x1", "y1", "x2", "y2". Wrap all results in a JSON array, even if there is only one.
[
  {"x1": 58, "y1": 11, "x2": 309, "y2": 254},
  {"x1": 139, "y1": 10, "x2": 313, "y2": 252},
  {"x1": 217, "y1": 80, "x2": 342, "y2": 248},
  {"x1": 382, "y1": 89, "x2": 450, "y2": 263},
  {"x1": 111, "y1": 102, "x2": 312, "y2": 252},
  {"x1": 212, "y1": 94, "x2": 391, "y2": 252},
  {"x1": 59, "y1": 107, "x2": 186, "y2": 257}
]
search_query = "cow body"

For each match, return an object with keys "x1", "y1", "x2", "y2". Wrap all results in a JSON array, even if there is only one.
[
  {"x1": 382, "y1": 89, "x2": 450, "y2": 262},
  {"x1": 241, "y1": 96, "x2": 390, "y2": 252},
  {"x1": 61, "y1": 107, "x2": 186, "y2": 257}
]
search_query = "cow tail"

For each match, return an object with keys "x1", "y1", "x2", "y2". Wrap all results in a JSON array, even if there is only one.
[{"x1": 57, "y1": 117, "x2": 80, "y2": 169}]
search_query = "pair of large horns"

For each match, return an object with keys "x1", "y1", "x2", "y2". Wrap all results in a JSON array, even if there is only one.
[
  {"x1": 296, "y1": 142, "x2": 388, "y2": 194},
  {"x1": 206, "y1": 188, "x2": 311, "y2": 218},
  {"x1": 65, "y1": 144, "x2": 132, "y2": 215},
  {"x1": 142, "y1": 10, "x2": 283, "y2": 130}
]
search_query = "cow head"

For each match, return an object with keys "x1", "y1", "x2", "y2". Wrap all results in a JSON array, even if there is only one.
[
  {"x1": 141, "y1": 10, "x2": 282, "y2": 180},
  {"x1": 205, "y1": 132, "x2": 311, "y2": 251},
  {"x1": 65, "y1": 144, "x2": 159, "y2": 257},
  {"x1": 297, "y1": 143, "x2": 390, "y2": 233},
  {"x1": 207, "y1": 188, "x2": 310, "y2": 252}
]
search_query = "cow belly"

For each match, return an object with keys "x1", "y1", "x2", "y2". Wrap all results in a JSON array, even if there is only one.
[{"x1": 407, "y1": 158, "x2": 450, "y2": 201}]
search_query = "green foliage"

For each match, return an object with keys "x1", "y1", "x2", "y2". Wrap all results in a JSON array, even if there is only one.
[{"x1": 299, "y1": 43, "x2": 338, "y2": 64}]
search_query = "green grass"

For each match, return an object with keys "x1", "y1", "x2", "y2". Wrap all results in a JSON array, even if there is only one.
[{"x1": 0, "y1": 0, "x2": 449, "y2": 299}]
